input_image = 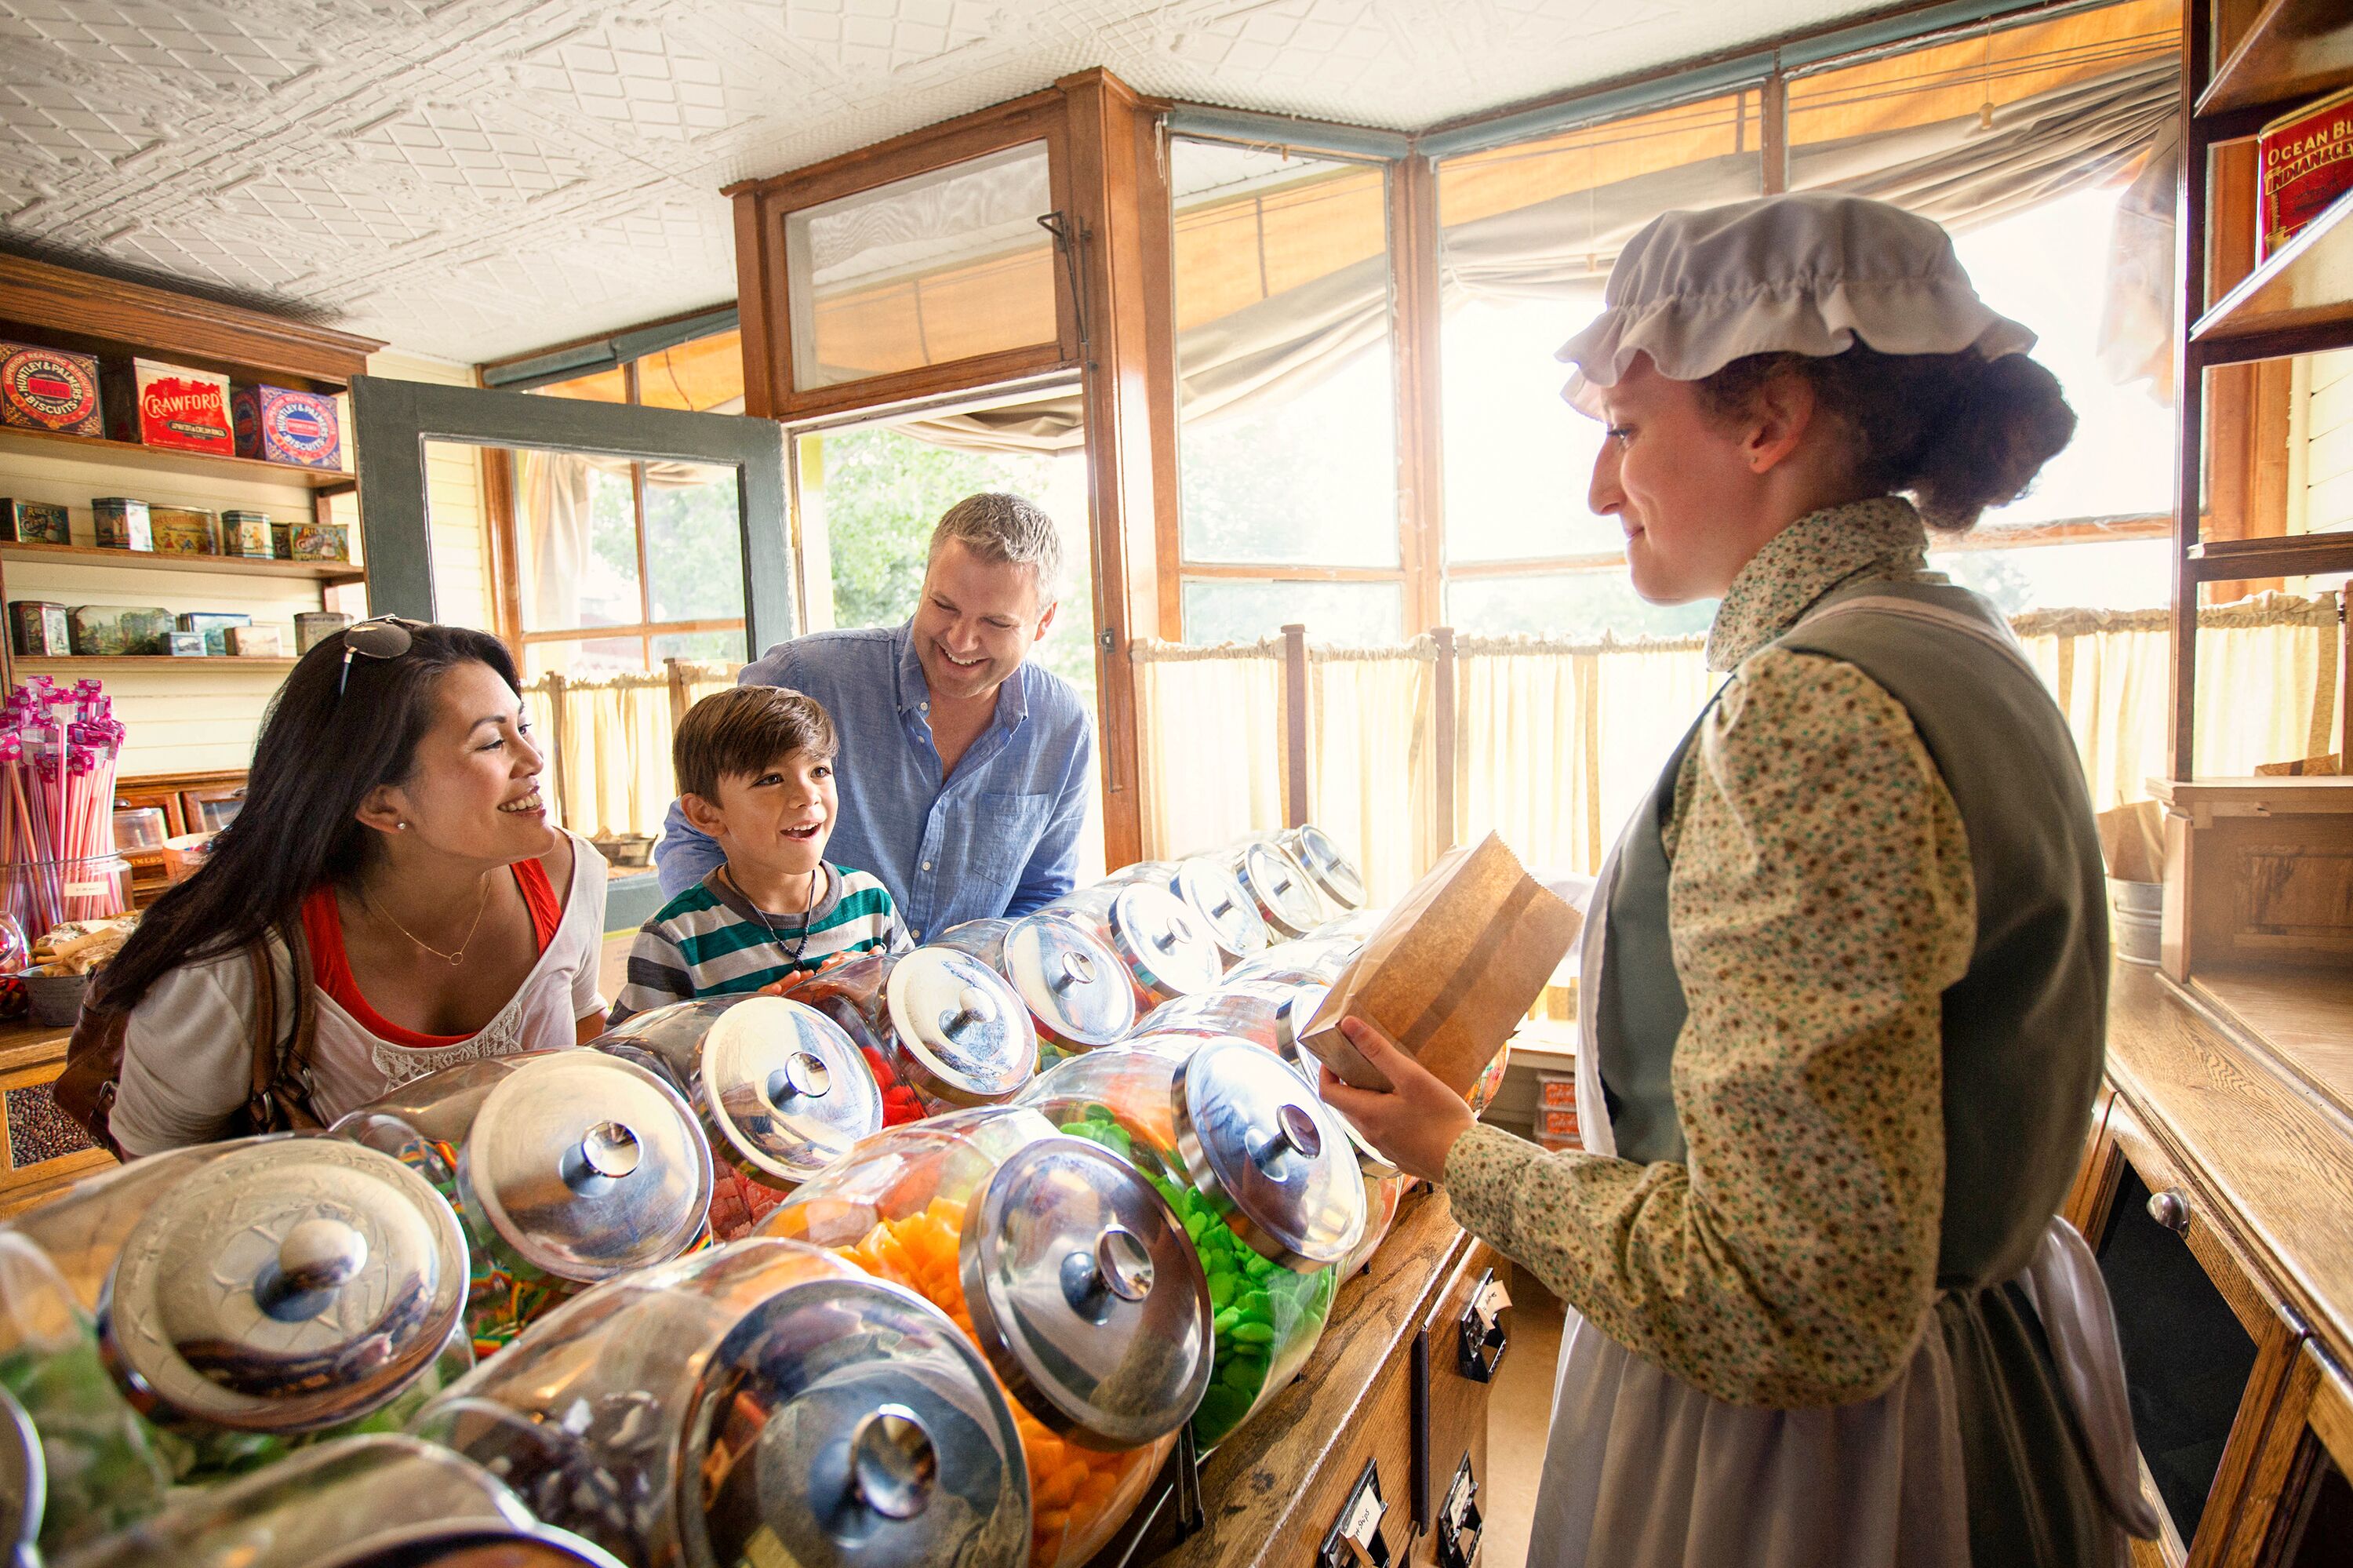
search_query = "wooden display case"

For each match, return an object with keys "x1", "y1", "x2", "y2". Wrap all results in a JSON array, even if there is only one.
[{"x1": 2152, "y1": 777, "x2": 2353, "y2": 980}]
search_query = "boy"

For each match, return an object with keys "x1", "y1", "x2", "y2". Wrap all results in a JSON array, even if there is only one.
[{"x1": 609, "y1": 685, "x2": 903, "y2": 1024}]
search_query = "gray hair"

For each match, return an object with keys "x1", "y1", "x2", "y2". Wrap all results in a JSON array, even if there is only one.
[{"x1": 928, "y1": 492, "x2": 1064, "y2": 607}]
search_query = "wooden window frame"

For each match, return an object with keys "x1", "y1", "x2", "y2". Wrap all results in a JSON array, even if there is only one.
[{"x1": 726, "y1": 93, "x2": 1082, "y2": 425}]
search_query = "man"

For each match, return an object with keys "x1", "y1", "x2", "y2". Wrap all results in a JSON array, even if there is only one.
[{"x1": 655, "y1": 491, "x2": 1094, "y2": 942}]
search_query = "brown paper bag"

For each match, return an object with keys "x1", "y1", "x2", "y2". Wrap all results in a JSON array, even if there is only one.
[
  {"x1": 1299, "y1": 831, "x2": 1582, "y2": 1094},
  {"x1": 2096, "y1": 800, "x2": 2166, "y2": 883}
]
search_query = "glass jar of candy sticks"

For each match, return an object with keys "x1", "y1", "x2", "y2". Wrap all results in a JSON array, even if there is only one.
[{"x1": 0, "y1": 678, "x2": 129, "y2": 938}]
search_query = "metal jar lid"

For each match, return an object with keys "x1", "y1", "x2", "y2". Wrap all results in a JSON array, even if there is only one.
[
  {"x1": 700, "y1": 998, "x2": 886, "y2": 1185},
  {"x1": 1225, "y1": 935, "x2": 1362, "y2": 988},
  {"x1": 958, "y1": 1137, "x2": 1213, "y2": 1449},
  {"x1": 1104, "y1": 885, "x2": 1224, "y2": 1000},
  {"x1": 999, "y1": 915, "x2": 1134, "y2": 1050},
  {"x1": 1235, "y1": 842, "x2": 1326, "y2": 938},
  {"x1": 1168, "y1": 1039, "x2": 1366, "y2": 1272},
  {"x1": 930, "y1": 919, "x2": 1011, "y2": 970},
  {"x1": 1170, "y1": 858, "x2": 1271, "y2": 960},
  {"x1": 681, "y1": 1276, "x2": 1029, "y2": 1568},
  {"x1": 1278, "y1": 825, "x2": 1368, "y2": 911},
  {"x1": 97, "y1": 1138, "x2": 466, "y2": 1434},
  {"x1": 884, "y1": 949, "x2": 1037, "y2": 1106},
  {"x1": 456, "y1": 1052, "x2": 714, "y2": 1281}
]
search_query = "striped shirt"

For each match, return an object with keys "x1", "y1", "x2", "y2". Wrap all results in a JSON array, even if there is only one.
[{"x1": 609, "y1": 861, "x2": 903, "y2": 1024}]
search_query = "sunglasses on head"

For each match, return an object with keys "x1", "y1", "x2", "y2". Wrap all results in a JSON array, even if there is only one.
[{"x1": 336, "y1": 616, "x2": 426, "y2": 698}]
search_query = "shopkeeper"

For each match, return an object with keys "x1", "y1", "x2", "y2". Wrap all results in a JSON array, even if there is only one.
[
  {"x1": 59, "y1": 620, "x2": 609, "y2": 1152},
  {"x1": 655, "y1": 491, "x2": 1094, "y2": 940},
  {"x1": 1323, "y1": 195, "x2": 2153, "y2": 1568}
]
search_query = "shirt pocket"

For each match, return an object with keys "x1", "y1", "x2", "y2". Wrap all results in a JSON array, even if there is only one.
[{"x1": 961, "y1": 790, "x2": 1053, "y2": 888}]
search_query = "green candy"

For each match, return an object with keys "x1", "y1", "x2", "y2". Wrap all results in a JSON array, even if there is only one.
[
  {"x1": 1212, "y1": 1307, "x2": 1242, "y2": 1336},
  {"x1": 1207, "y1": 1274, "x2": 1235, "y2": 1310},
  {"x1": 1238, "y1": 1290, "x2": 1271, "y2": 1321},
  {"x1": 1231, "y1": 1320, "x2": 1276, "y2": 1345}
]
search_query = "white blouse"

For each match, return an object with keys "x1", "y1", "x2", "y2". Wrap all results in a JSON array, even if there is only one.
[{"x1": 109, "y1": 833, "x2": 609, "y2": 1155}]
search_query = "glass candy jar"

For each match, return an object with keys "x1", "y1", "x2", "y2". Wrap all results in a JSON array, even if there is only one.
[
  {"x1": 1275, "y1": 825, "x2": 1368, "y2": 913},
  {"x1": 333, "y1": 1051, "x2": 714, "y2": 1353},
  {"x1": 1015, "y1": 1040, "x2": 1364, "y2": 1448},
  {"x1": 416, "y1": 1238, "x2": 1031, "y2": 1568},
  {"x1": 1226, "y1": 840, "x2": 1327, "y2": 940},
  {"x1": 788, "y1": 950, "x2": 1036, "y2": 1116},
  {"x1": 760, "y1": 1107, "x2": 1213, "y2": 1568},
  {"x1": 931, "y1": 917, "x2": 1136, "y2": 1069},
  {"x1": 592, "y1": 995, "x2": 884, "y2": 1240},
  {"x1": 1035, "y1": 883, "x2": 1224, "y2": 1010}
]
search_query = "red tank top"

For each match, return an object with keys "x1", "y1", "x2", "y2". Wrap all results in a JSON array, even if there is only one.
[{"x1": 302, "y1": 860, "x2": 561, "y2": 1050}]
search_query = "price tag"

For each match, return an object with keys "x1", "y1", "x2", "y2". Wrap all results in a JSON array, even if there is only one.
[
  {"x1": 63, "y1": 880, "x2": 107, "y2": 897},
  {"x1": 1343, "y1": 1475, "x2": 1384, "y2": 1546},
  {"x1": 1475, "y1": 1275, "x2": 1511, "y2": 1326}
]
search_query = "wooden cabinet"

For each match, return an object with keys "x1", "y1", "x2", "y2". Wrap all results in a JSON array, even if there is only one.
[
  {"x1": 0, "y1": 1022, "x2": 109, "y2": 1219},
  {"x1": 1412, "y1": 1242, "x2": 1504, "y2": 1568},
  {"x1": 180, "y1": 780, "x2": 249, "y2": 835}
]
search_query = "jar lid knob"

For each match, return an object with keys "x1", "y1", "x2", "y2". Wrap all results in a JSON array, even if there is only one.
[
  {"x1": 569, "y1": 1120, "x2": 642, "y2": 1185},
  {"x1": 1060, "y1": 1224, "x2": 1155, "y2": 1319},
  {"x1": 255, "y1": 1215, "x2": 369, "y2": 1320},
  {"x1": 1252, "y1": 1103, "x2": 1323, "y2": 1173},
  {"x1": 766, "y1": 1051, "x2": 832, "y2": 1104},
  {"x1": 847, "y1": 1405, "x2": 937, "y2": 1522},
  {"x1": 940, "y1": 984, "x2": 996, "y2": 1035},
  {"x1": 1054, "y1": 950, "x2": 1096, "y2": 991}
]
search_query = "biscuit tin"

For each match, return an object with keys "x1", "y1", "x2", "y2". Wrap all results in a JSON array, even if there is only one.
[
  {"x1": 68, "y1": 605, "x2": 173, "y2": 656},
  {"x1": 226, "y1": 624, "x2": 283, "y2": 657},
  {"x1": 103, "y1": 358, "x2": 233, "y2": 453},
  {"x1": 0, "y1": 340, "x2": 103, "y2": 435},
  {"x1": 2259, "y1": 83, "x2": 2353, "y2": 264},
  {"x1": 8, "y1": 601, "x2": 70, "y2": 657},
  {"x1": 272, "y1": 518, "x2": 349, "y2": 561},
  {"x1": 0, "y1": 498, "x2": 71, "y2": 545},
  {"x1": 92, "y1": 497, "x2": 152, "y2": 551},
  {"x1": 232, "y1": 384, "x2": 343, "y2": 470},
  {"x1": 294, "y1": 609, "x2": 351, "y2": 653},
  {"x1": 165, "y1": 631, "x2": 207, "y2": 657},
  {"x1": 176, "y1": 612, "x2": 252, "y2": 656},
  {"x1": 148, "y1": 504, "x2": 219, "y2": 555},
  {"x1": 221, "y1": 508, "x2": 275, "y2": 558}
]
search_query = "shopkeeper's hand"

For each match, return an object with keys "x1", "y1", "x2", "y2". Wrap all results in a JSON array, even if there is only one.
[{"x1": 1317, "y1": 1016, "x2": 1478, "y2": 1185}]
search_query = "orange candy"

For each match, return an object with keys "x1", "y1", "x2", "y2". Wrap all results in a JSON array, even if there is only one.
[{"x1": 842, "y1": 1199, "x2": 1158, "y2": 1567}]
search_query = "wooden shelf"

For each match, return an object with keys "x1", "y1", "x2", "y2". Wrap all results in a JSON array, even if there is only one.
[
  {"x1": 0, "y1": 540, "x2": 362, "y2": 586},
  {"x1": 0, "y1": 422, "x2": 355, "y2": 489},
  {"x1": 2186, "y1": 530, "x2": 2353, "y2": 580},
  {"x1": 2191, "y1": 187, "x2": 2353, "y2": 358},
  {"x1": 2197, "y1": 0, "x2": 2353, "y2": 118},
  {"x1": 12, "y1": 655, "x2": 297, "y2": 673}
]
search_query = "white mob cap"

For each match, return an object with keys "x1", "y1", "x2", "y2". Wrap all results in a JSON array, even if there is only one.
[{"x1": 1555, "y1": 191, "x2": 2036, "y2": 417}]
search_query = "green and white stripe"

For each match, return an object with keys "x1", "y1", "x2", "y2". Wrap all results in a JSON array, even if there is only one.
[{"x1": 609, "y1": 862, "x2": 901, "y2": 1024}]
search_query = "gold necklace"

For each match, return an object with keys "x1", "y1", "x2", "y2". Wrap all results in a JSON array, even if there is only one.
[{"x1": 365, "y1": 874, "x2": 493, "y2": 966}]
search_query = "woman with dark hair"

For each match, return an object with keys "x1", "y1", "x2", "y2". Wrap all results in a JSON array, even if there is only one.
[
  {"x1": 66, "y1": 618, "x2": 609, "y2": 1154},
  {"x1": 1322, "y1": 194, "x2": 2151, "y2": 1567}
]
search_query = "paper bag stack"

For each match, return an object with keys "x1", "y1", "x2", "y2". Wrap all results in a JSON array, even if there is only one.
[{"x1": 1300, "y1": 831, "x2": 1582, "y2": 1094}]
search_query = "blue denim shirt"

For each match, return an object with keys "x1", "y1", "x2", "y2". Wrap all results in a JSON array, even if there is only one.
[{"x1": 655, "y1": 621, "x2": 1093, "y2": 941}]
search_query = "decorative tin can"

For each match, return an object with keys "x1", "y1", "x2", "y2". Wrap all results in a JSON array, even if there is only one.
[
  {"x1": 274, "y1": 519, "x2": 348, "y2": 561},
  {"x1": 226, "y1": 624, "x2": 282, "y2": 658},
  {"x1": 0, "y1": 498, "x2": 70, "y2": 545},
  {"x1": 146, "y1": 504, "x2": 218, "y2": 555},
  {"x1": 164, "y1": 631, "x2": 206, "y2": 657},
  {"x1": 231, "y1": 384, "x2": 343, "y2": 470},
  {"x1": 67, "y1": 605, "x2": 173, "y2": 656},
  {"x1": 91, "y1": 497, "x2": 151, "y2": 551},
  {"x1": 293, "y1": 609, "x2": 351, "y2": 653},
  {"x1": 8, "y1": 601, "x2": 70, "y2": 657},
  {"x1": 176, "y1": 612, "x2": 250, "y2": 656},
  {"x1": 221, "y1": 508, "x2": 274, "y2": 558},
  {"x1": 101, "y1": 358, "x2": 233, "y2": 454},
  {"x1": 0, "y1": 340, "x2": 103, "y2": 435},
  {"x1": 2258, "y1": 82, "x2": 2353, "y2": 264}
]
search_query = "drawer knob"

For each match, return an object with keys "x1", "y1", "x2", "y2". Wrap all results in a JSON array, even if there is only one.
[
  {"x1": 2146, "y1": 1188, "x2": 2191, "y2": 1235},
  {"x1": 1457, "y1": 1268, "x2": 1511, "y2": 1383},
  {"x1": 1318, "y1": 1457, "x2": 1391, "y2": 1568}
]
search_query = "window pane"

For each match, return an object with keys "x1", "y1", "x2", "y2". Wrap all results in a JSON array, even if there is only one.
[
  {"x1": 638, "y1": 329, "x2": 746, "y2": 413},
  {"x1": 1928, "y1": 538, "x2": 2173, "y2": 613},
  {"x1": 1446, "y1": 573, "x2": 1713, "y2": 640},
  {"x1": 525, "y1": 635, "x2": 646, "y2": 678},
  {"x1": 1181, "y1": 580, "x2": 1402, "y2": 646},
  {"x1": 787, "y1": 142, "x2": 1057, "y2": 390},
  {"x1": 1437, "y1": 93, "x2": 1763, "y2": 565},
  {"x1": 1173, "y1": 141, "x2": 1398, "y2": 567},
  {"x1": 526, "y1": 366, "x2": 627, "y2": 404},
  {"x1": 512, "y1": 451, "x2": 641, "y2": 631},
  {"x1": 653, "y1": 628, "x2": 748, "y2": 664},
  {"x1": 642, "y1": 461, "x2": 747, "y2": 625}
]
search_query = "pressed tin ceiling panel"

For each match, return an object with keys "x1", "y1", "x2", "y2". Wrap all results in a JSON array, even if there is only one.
[{"x1": 0, "y1": 0, "x2": 1888, "y2": 362}]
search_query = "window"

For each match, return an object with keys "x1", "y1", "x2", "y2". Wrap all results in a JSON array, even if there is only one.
[
  {"x1": 1172, "y1": 139, "x2": 1404, "y2": 645},
  {"x1": 514, "y1": 331, "x2": 754, "y2": 675}
]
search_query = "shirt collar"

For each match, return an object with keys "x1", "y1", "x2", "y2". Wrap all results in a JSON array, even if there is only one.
[
  {"x1": 1705, "y1": 495, "x2": 1931, "y2": 671},
  {"x1": 890, "y1": 617, "x2": 1032, "y2": 729}
]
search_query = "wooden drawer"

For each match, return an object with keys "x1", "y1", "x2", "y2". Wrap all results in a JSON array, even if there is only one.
[
  {"x1": 0, "y1": 1024, "x2": 112, "y2": 1219},
  {"x1": 1412, "y1": 1241, "x2": 1505, "y2": 1568},
  {"x1": 1294, "y1": 1323, "x2": 1419, "y2": 1568}
]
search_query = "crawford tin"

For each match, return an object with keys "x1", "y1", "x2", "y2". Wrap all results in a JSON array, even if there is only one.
[
  {"x1": 232, "y1": 384, "x2": 344, "y2": 471},
  {"x1": 0, "y1": 498, "x2": 70, "y2": 545},
  {"x1": 91, "y1": 496, "x2": 152, "y2": 551},
  {"x1": 2259, "y1": 83, "x2": 2353, "y2": 263},
  {"x1": 0, "y1": 340, "x2": 102, "y2": 435},
  {"x1": 103, "y1": 358, "x2": 233, "y2": 453}
]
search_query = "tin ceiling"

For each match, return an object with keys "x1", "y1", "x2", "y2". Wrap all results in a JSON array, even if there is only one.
[{"x1": 0, "y1": 0, "x2": 1885, "y2": 364}]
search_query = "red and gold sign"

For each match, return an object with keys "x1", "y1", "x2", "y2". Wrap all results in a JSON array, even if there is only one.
[
  {"x1": 103, "y1": 357, "x2": 233, "y2": 454},
  {"x1": 2259, "y1": 83, "x2": 2353, "y2": 264},
  {"x1": 0, "y1": 340, "x2": 104, "y2": 435}
]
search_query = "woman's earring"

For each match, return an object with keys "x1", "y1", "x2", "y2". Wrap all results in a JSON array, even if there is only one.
[{"x1": 397, "y1": 821, "x2": 409, "y2": 830}]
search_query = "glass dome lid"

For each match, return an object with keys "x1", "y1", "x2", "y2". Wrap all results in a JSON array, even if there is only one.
[
  {"x1": 96, "y1": 1137, "x2": 466, "y2": 1434},
  {"x1": 680, "y1": 1275, "x2": 1030, "y2": 1568}
]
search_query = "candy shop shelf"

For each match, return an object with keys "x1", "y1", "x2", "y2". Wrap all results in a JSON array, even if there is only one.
[
  {"x1": 2190, "y1": 188, "x2": 2353, "y2": 363},
  {"x1": 2196, "y1": 0, "x2": 2353, "y2": 118},
  {"x1": 0, "y1": 540, "x2": 363, "y2": 586},
  {"x1": 12, "y1": 656, "x2": 298, "y2": 673},
  {"x1": 0, "y1": 1019, "x2": 71, "y2": 1076},
  {"x1": 0, "y1": 423, "x2": 355, "y2": 489}
]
